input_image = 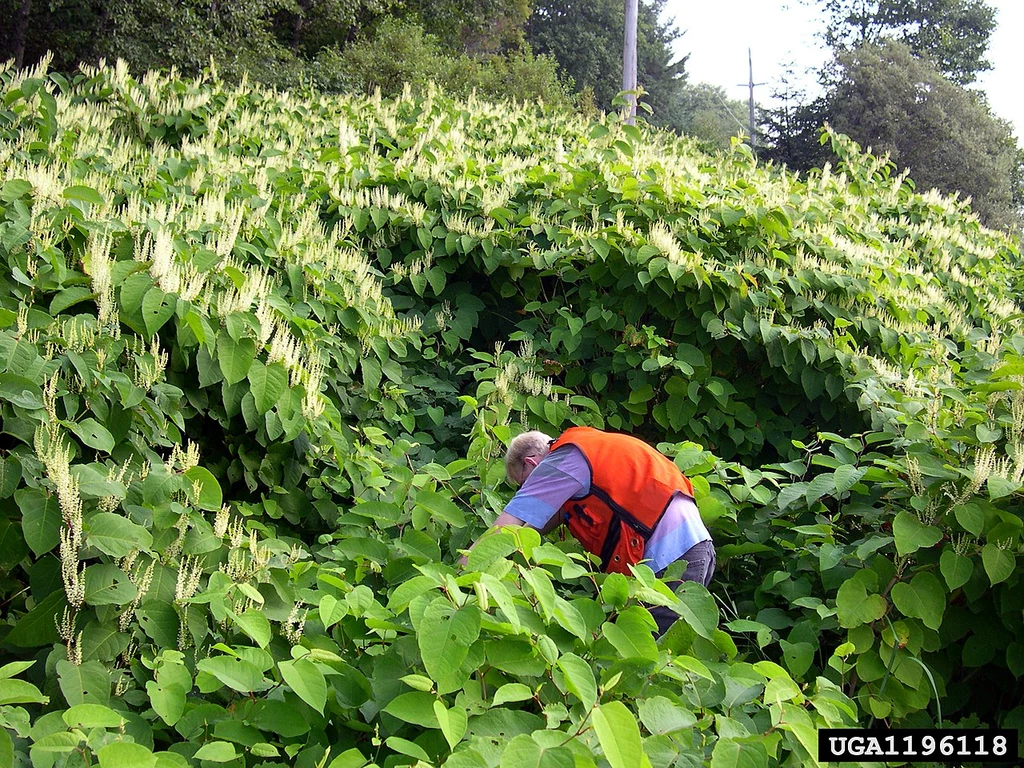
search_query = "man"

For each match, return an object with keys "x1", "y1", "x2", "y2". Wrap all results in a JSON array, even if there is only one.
[{"x1": 463, "y1": 425, "x2": 715, "y2": 636}]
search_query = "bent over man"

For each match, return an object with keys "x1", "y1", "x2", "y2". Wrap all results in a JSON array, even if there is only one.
[{"x1": 465, "y1": 425, "x2": 715, "y2": 636}]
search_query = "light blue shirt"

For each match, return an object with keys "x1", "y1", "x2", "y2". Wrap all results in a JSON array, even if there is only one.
[{"x1": 505, "y1": 446, "x2": 711, "y2": 572}]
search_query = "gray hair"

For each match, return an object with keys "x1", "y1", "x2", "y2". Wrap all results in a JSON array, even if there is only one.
[{"x1": 505, "y1": 430, "x2": 554, "y2": 483}]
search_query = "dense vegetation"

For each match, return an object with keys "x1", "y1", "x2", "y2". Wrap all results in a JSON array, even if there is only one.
[{"x1": 1, "y1": 59, "x2": 1023, "y2": 767}]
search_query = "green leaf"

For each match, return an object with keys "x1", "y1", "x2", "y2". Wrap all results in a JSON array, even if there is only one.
[
  {"x1": 836, "y1": 570, "x2": 886, "y2": 628},
  {"x1": 279, "y1": 658, "x2": 327, "y2": 714},
  {"x1": 57, "y1": 659, "x2": 110, "y2": 706},
  {"x1": 890, "y1": 572, "x2": 945, "y2": 630},
  {"x1": 192, "y1": 742, "x2": 237, "y2": 763},
  {"x1": 62, "y1": 703, "x2": 125, "y2": 728},
  {"x1": 383, "y1": 691, "x2": 439, "y2": 727},
  {"x1": 248, "y1": 360, "x2": 288, "y2": 414},
  {"x1": 834, "y1": 465, "x2": 866, "y2": 494},
  {"x1": 146, "y1": 680, "x2": 186, "y2": 726},
  {"x1": 86, "y1": 512, "x2": 154, "y2": 558},
  {"x1": 598, "y1": 618, "x2": 655, "y2": 663},
  {"x1": 418, "y1": 598, "x2": 481, "y2": 695},
  {"x1": 556, "y1": 653, "x2": 597, "y2": 710},
  {"x1": 18, "y1": 487, "x2": 61, "y2": 556},
  {"x1": 64, "y1": 185, "x2": 105, "y2": 205},
  {"x1": 217, "y1": 333, "x2": 256, "y2": 385},
  {"x1": 892, "y1": 510, "x2": 942, "y2": 556},
  {"x1": 385, "y1": 737, "x2": 430, "y2": 762},
  {"x1": 940, "y1": 548, "x2": 973, "y2": 590},
  {"x1": 84, "y1": 564, "x2": 139, "y2": 606},
  {"x1": 141, "y1": 287, "x2": 176, "y2": 336},
  {"x1": 954, "y1": 502, "x2": 985, "y2": 536},
  {"x1": 592, "y1": 701, "x2": 643, "y2": 768},
  {"x1": 0, "y1": 677, "x2": 47, "y2": 705},
  {"x1": 637, "y1": 695, "x2": 697, "y2": 735},
  {"x1": 97, "y1": 742, "x2": 157, "y2": 768},
  {"x1": 197, "y1": 655, "x2": 265, "y2": 694},
  {"x1": 6, "y1": 590, "x2": 65, "y2": 647},
  {"x1": 0, "y1": 729, "x2": 12, "y2": 768},
  {"x1": 231, "y1": 608, "x2": 271, "y2": 648},
  {"x1": 710, "y1": 737, "x2": 768, "y2": 768},
  {"x1": 433, "y1": 700, "x2": 468, "y2": 749},
  {"x1": 982, "y1": 544, "x2": 1015, "y2": 585},
  {"x1": 65, "y1": 418, "x2": 115, "y2": 452},
  {"x1": 499, "y1": 734, "x2": 574, "y2": 768},
  {"x1": 414, "y1": 489, "x2": 466, "y2": 528},
  {"x1": 319, "y1": 594, "x2": 346, "y2": 629},
  {"x1": 492, "y1": 683, "x2": 533, "y2": 706},
  {"x1": 183, "y1": 465, "x2": 223, "y2": 511}
]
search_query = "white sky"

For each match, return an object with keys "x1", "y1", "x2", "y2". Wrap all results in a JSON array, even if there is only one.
[{"x1": 662, "y1": 0, "x2": 1023, "y2": 142}]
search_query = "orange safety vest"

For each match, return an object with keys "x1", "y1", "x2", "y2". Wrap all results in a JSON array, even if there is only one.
[{"x1": 549, "y1": 426, "x2": 695, "y2": 575}]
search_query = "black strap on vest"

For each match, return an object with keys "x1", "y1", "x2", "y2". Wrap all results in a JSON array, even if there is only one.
[{"x1": 588, "y1": 484, "x2": 660, "y2": 571}]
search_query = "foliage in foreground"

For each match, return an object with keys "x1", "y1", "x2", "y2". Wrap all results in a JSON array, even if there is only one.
[{"x1": 0, "y1": 59, "x2": 1023, "y2": 767}]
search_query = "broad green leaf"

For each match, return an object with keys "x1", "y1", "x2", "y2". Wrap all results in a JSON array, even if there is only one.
[
  {"x1": 498, "y1": 734, "x2": 574, "y2": 768},
  {"x1": 62, "y1": 703, "x2": 125, "y2": 728},
  {"x1": 465, "y1": 531, "x2": 517, "y2": 570},
  {"x1": 414, "y1": 489, "x2": 466, "y2": 528},
  {"x1": 231, "y1": 608, "x2": 271, "y2": 648},
  {"x1": 835, "y1": 570, "x2": 886, "y2": 628},
  {"x1": 86, "y1": 512, "x2": 153, "y2": 558},
  {"x1": 183, "y1": 465, "x2": 222, "y2": 511},
  {"x1": 97, "y1": 742, "x2": 157, "y2": 768},
  {"x1": 279, "y1": 658, "x2": 327, "y2": 714},
  {"x1": 385, "y1": 737, "x2": 431, "y2": 762},
  {"x1": 418, "y1": 598, "x2": 481, "y2": 695},
  {"x1": 892, "y1": 511, "x2": 942, "y2": 556},
  {"x1": 891, "y1": 572, "x2": 946, "y2": 630},
  {"x1": 940, "y1": 548, "x2": 973, "y2": 590},
  {"x1": 0, "y1": 677, "x2": 47, "y2": 705},
  {"x1": 197, "y1": 655, "x2": 265, "y2": 694},
  {"x1": 217, "y1": 333, "x2": 256, "y2": 385},
  {"x1": 383, "y1": 691, "x2": 439, "y2": 727},
  {"x1": 954, "y1": 502, "x2": 985, "y2": 536},
  {"x1": 141, "y1": 287, "x2": 175, "y2": 336},
  {"x1": 833, "y1": 465, "x2": 866, "y2": 494},
  {"x1": 57, "y1": 659, "x2": 110, "y2": 705},
  {"x1": 146, "y1": 680, "x2": 186, "y2": 726},
  {"x1": 0, "y1": 729, "x2": 11, "y2": 768},
  {"x1": 192, "y1": 742, "x2": 237, "y2": 762},
  {"x1": 319, "y1": 594, "x2": 347, "y2": 629},
  {"x1": 84, "y1": 564, "x2": 138, "y2": 606},
  {"x1": 492, "y1": 683, "x2": 533, "y2": 706},
  {"x1": 671, "y1": 582, "x2": 719, "y2": 640},
  {"x1": 63, "y1": 184, "x2": 105, "y2": 205},
  {"x1": 65, "y1": 418, "x2": 115, "y2": 453},
  {"x1": 710, "y1": 737, "x2": 768, "y2": 768},
  {"x1": 433, "y1": 700, "x2": 468, "y2": 749},
  {"x1": 982, "y1": 544, "x2": 1015, "y2": 585},
  {"x1": 0, "y1": 660, "x2": 35, "y2": 679},
  {"x1": 637, "y1": 695, "x2": 697, "y2": 735},
  {"x1": 17, "y1": 487, "x2": 60, "y2": 556},
  {"x1": 556, "y1": 653, "x2": 597, "y2": 710},
  {"x1": 591, "y1": 701, "x2": 643, "y2": 768},
  {"x1": 248, "y1": 360, "x2": 288, "y2": 414}
]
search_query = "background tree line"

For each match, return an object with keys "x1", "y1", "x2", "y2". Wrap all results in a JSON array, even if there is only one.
[{"x1": 2, "y1": 0, "x2": 1021, "y2": 230}]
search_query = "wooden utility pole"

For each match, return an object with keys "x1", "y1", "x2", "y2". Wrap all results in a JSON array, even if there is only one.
[
  {"x1": 738, "y1": 48, "x2": 766, "y2": 150},
  {"x1": 622, "y1": 0, "x2": 638, "y2": 124}
]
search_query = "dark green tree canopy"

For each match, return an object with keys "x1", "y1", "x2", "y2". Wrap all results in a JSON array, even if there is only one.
[
  {"x1": 814, "y1": 0, "x2": 997, "y2": 84},
  {"x1": 829, "y1": 40, "x2": 1020, "y2": 230}
]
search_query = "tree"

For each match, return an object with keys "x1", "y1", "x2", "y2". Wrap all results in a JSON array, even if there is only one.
[
  {"x1": 525, "y1": 0, "x2": 687, "y2": 128},
  {"x1": 828, "y1": 40, "x2": 1021, "y2": 230},
  {"x1": 674, "y1": 83, "x2": 748, "y2": 151},
  {"x1": 812, "y1": 0, "x2": 997, "y2": 84}
]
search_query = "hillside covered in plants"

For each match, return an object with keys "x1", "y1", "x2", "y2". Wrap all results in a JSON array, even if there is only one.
[{"x1": 1, "y1": 58, "x2": 1023, "y2": 767}]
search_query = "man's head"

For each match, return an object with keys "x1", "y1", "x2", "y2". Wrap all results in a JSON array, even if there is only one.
[{"x1": 505, "y1": 430, "x2": 554, "y2": 487}]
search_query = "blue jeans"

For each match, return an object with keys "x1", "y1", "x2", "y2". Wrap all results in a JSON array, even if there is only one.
[{"x1": 649, "y1": 539, "x2": 716, "y2": 638}]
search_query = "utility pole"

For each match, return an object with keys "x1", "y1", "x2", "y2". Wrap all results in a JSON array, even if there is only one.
[
  {"x1": 738, "y1": 48, "x2": 766, "y2": 150},
  {"x1": 622, "y1": 0, "x2": 638, "y2": 124}
]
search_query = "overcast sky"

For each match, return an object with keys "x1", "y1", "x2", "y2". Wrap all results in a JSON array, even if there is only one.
[{"x1": 662, "y1": 0, "x2": 1023, "y2": 141}]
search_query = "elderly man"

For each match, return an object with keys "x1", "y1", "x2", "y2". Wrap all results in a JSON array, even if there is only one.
[{"x1": 464, "y1": 425, "x2": 714, "y2": 636}]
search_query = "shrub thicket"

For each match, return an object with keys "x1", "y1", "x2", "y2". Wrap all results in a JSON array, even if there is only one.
[{"x1": 0, "y1": 60, "x2": 1022, "y2": 767}]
